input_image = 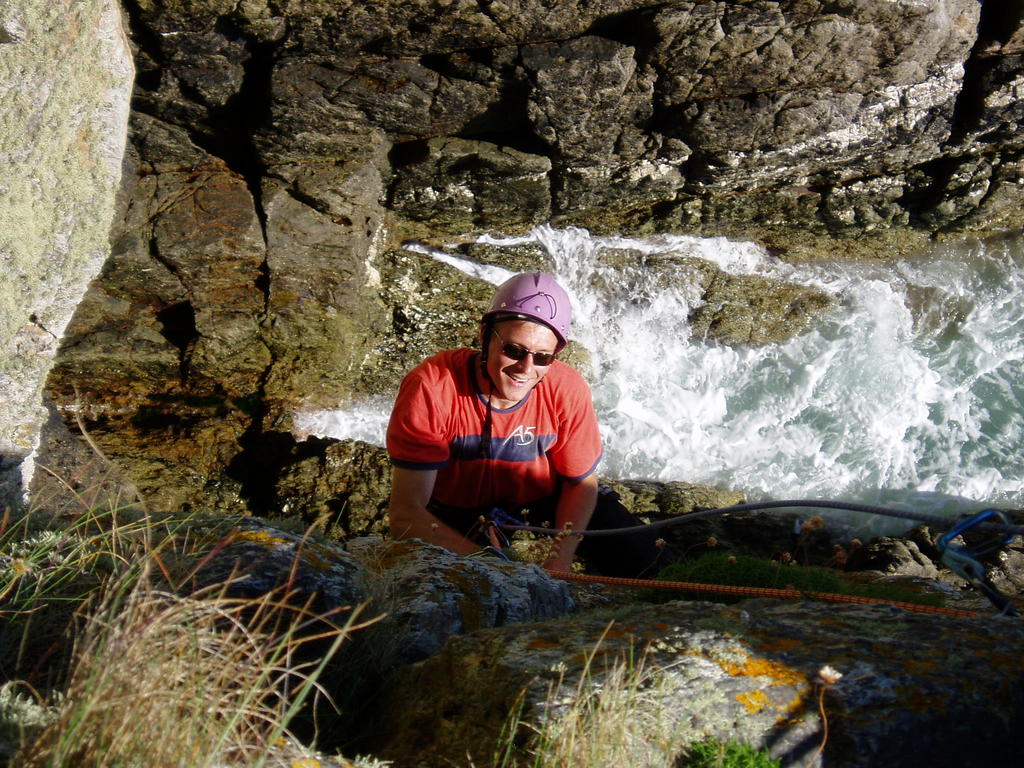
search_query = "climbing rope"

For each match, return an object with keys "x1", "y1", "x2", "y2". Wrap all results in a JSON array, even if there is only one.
[
  {"x1": 544, "y1": 568, "x2": 980, "y2": 618},
  {"x1": 501, "y1": 499, "x2": 1024, "y2": 538},
  {"x1": 493, "y1": 498, "x2": 1022, "y2": 617}
]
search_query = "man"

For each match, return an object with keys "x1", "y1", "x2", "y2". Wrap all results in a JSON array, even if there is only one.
[{"x1": 386, "y1": 272, "x2": 674, "y2": 577}]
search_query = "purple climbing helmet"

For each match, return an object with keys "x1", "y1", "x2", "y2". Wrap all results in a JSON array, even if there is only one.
[{"x1": 482, "y1": 272, "x2": 572, "y2": 350}]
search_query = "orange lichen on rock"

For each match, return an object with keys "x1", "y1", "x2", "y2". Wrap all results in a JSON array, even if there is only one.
[
  {"x1": 234, "y1": 529, "x2": 289, "y2": 547},
  {"x1": 717, "y1": 651, "x2": 809, "y2": 688},
  {"x1": 231, "y1": 528, "x2": 336, "y2": 571},
  {"x1": 737, "y1": 688, "x2": 771, "y2": 714},
  {"x1": 711, "y1": 649, "x2": 813, "y2": 723}
]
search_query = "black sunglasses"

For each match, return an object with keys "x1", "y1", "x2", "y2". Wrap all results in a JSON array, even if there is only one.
[{"x1": 493, "y1": 327, "x2": 558, "y2": 366}]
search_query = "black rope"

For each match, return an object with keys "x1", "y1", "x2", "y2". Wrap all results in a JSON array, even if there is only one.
[{"x1": 500, "y1": 499, "x2": 1024, "y2": 538}]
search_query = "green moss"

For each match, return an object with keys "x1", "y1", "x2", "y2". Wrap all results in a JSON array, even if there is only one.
[
  {"x1": 641, "y1": 552, "x2": 944, "y2": 608},
  {"x1": 680, "y1": 739, "x2": 781, "y2": 768}
]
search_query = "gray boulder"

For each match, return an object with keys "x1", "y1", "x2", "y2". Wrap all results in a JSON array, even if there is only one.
[
  {"x1": 348, "y1": 538, "x2": 575, "y2": 665},
  {"x1": 191, "y1": 520, "x2": 575, "y2": 669},
  {"x1": 372, "y1": 598, "x2": 1024, "y2": 767},
  {"x1": 0, "y1": 0, "x2": 132, "y2": 506}
]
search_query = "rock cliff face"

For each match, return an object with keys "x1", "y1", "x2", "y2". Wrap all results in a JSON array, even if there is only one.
[
  {"x1": 35, "y1": 1, "x2": 1024, "y2": 520},
  {"x1": 0, "y1": 0, "x2": 133, "y2": 508}
]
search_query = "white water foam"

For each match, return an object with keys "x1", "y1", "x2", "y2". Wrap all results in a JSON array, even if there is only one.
[{"x1": 297, "y1": 227, "x2": 1024, "y2": 528}]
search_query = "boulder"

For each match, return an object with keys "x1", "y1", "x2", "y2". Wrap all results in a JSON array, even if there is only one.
[
  {"x1": 190, "y1": 517, "x2": 366, "y2": 615},
  {"x1": 162, "y1": 516, "x2": 1024, "y2": 766},
  {"x1": 0, "y1": 0, "x2": 132, "y2": 506},
  {"x1": 688, "y1": 272, "x2": 832, "y2": 345},
  {"x1": 347, "y1": 538, "x2": 575, "y2": 666},
  {"x1": 190, "y1": 520, "x2": 575, "y2": 669},
  {"x1": 846, "y1": 518, "x2": 1024, "y2": 612},
  {"x1": 372, "y1": 599, "x2": 1024, "y2": 767}
]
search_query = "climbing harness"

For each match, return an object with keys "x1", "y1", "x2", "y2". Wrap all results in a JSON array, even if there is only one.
[
  {"x1": 494, "y1": 498, "x2": 1023, "y2": 617},
  {"x1": 466, "y1": 508, "x2": 524, "y2": 561}
]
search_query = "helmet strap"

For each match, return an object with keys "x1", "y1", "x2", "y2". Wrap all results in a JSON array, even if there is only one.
[
  {"x1": 481, "y1": 379, "x2": 493, "y2": 460},
  {"x1": 477, "y1": 323, "x2": 496, "y2": 460},
  {"x1": 479, "y1": 318, "x2": 496, "y2": 364}
]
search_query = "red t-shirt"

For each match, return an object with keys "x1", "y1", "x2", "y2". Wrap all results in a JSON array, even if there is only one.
[{"x1": 386, "y1": 348, "x2": 602, "y2": 509}]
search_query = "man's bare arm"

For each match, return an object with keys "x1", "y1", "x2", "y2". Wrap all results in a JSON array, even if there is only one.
[
  {"x1": 388, "y1": 466, "x2": 480, "y2": 555},
  {"x1": 544, "y1": 473, "x2": 598, "y2": 571}
]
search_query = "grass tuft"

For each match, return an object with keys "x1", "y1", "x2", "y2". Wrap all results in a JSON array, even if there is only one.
[
  {"x1": 679, "y1": 739, "x2": 781, "y2": 768},
  {"x1": 491, "y1": 633, "x2": 783, "y2": 768},
  {"x1": 16, "y1": 572, "x2": 355, "y2": 768},
  {"x1": 0, "y1": 491, "x2": 364, "y2": 766},
  {"x1": 642, "y1": 551, "x2": 944, "y2": 607},
  {"x1": 493, "y1": 632, "x2": 691, "y2": 768}
]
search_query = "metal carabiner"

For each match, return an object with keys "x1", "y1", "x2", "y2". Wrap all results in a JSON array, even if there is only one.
[{"x1": 937, "y1": 508, "x2": 1019, "y2": 617}]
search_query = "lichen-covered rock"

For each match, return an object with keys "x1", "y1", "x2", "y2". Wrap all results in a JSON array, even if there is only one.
[
  {"x1": 40, "y1": 114, "x2": 269, "y2": 515},
  {"x1": 602, "y1": 478, "x2": 745, "y2": 519},
  {"x1": 122, "y1": 0, "x2": 1018, "y2": 251},
  {"x1": 190, "y1": 522, "x2": 575, "y2": 669},
  {"x1": 389, "y1": 138, "x2": 552, "y2": 233},
  {"x1": 259, "y1": 152, "x2": 392, "y2": 408},
  {"x1": 0, "y1": 681, "x2": 57, "y2": 764},
  {"x1": 848, "y1": 534, "x2": 943, "y2": 579},
  {"x1": 371, "y1": 599, "x2": 1024, "y2": 767},
  {"x1": 347, "y1": 538, "x2": 575, "y2": 665},
  {"x1": 0, "y1": 0, "x2": 132, "y2": 506},
  {"x1": 689, "y1": 272, "x2": 833, "y2": 345},
  {"x1": 191, "y1": 518, "x2": 366, "y2": 615},
  {"x1": 359, "y1": 247, "x2": 495, "y2": 396},
  {"x1": 845, "y1": 517, "x2": 1024, "y2": 610}
]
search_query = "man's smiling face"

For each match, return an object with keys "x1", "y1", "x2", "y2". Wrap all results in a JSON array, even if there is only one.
[{"x1": 479, "y1": 319, "x2": 558, "y2": 408}]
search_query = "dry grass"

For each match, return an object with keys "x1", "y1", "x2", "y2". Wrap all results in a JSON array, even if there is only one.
[
  {"x1": 491, "y1": 639, "x2": 785, "y2": 768},
  {"x1": 494, "y1": 633, "x2": 691, "y2": 768},
  {"x1": 0, "y1": 504, "x2": 167, "y2": 688},
  {"x1": 17, "y1": 572, "x2": 357, "y2": 768},
  {"x1": 0, "y1": 493, "x2": 366, "y2": 767}
]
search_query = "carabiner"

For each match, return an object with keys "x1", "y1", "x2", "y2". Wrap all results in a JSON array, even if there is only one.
[{"x1": 937, "y1": 508, "x2": 1019, "y2": 617}]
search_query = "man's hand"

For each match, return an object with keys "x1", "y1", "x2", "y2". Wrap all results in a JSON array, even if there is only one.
[{"x1": 543, "y1": 474, "x2": 598, "y2": 571}]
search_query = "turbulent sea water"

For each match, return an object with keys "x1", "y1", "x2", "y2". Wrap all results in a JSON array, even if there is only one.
[{"x1": 296, "y1": 227, "x2": 1024, "y2": 534}]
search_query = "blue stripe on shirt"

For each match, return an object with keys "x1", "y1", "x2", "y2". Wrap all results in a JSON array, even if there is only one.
[{"x1": 450, "y1": 433, "x2": 557, "y2": 462}]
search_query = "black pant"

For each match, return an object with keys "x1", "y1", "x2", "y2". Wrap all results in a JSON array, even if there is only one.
[{"x1": 428, "y1": 485, "x2": 678, "y2": 578}]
